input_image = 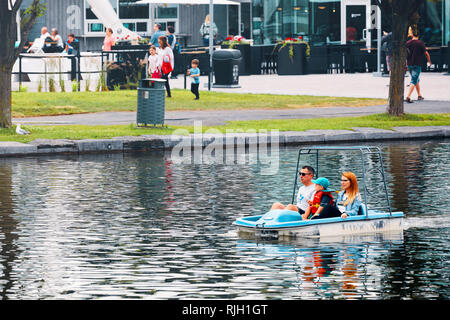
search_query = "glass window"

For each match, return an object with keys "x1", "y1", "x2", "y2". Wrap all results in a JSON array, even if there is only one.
[
  {"x1": 418, "y1": 0, "x2": 444, "y2": 46},
  {"x1": 86, "y1": 0, "x2": 117, "y2": 20},
  {"x1": 84, "y1": 0, "x2": 151, "y2": 34},
  {"x1": 310, "y1": 1, "x2": 340, "y2": 45},
  {"x1": 252, "y1": 0, "x2": 310, "y2": 45},
  {"x1": 381, "y1": 0, "x2": 447, "y2": 46},
  {"x1": 228, "y1": 5, "x2": 239, "y2": 36},
  {"x1": 289, "y1": 0, "x2": 309, "y2": 37},
  {"x1": 250, "y1": 0, "x2": 448, "y2": 46},
  {"x1": 251, "y1": 0, "x2": 284, "y2": 44},
  {"x1": 156, "y1": 21, "x2": 176, "y2": 32},
  {"x1": 445, "y1": 0, "x2": 450, "y2": 45},
  {"x1": 155, "y1": 4, "x2": 178, "y2": 19},
  {"x1": 119, "y1": 0, "x2": 149, "y2": 19},
  {"x1": 252, "y1": 0, "x2": 265, "y2": 44},
  {"x1": 136, "y1": 22, "x2": 147, "y2": 32},
  {"x1": 241, "y1": 3, "x2": 252, "y2": 39},
  {"x1": 122, "y1": 22, "x2": 136, "y2": 31},
  {"x1": 89, "y1": 23, "x2": 104, "y2": 32}
]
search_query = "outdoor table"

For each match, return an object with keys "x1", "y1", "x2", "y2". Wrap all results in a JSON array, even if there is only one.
[
  {"x1": 179, "y1": 50, "x2": 210, "y2": 75},
  {"x1": 176, "y1": 34, "x2": 191, "y2": 47},
  {"x1": 424, "y1": 46, "x2": 445, "y2": 72}
]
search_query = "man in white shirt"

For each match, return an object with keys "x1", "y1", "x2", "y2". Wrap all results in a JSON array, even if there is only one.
[
  {"x1": 270, "y1": 165, "x2": 316, "y2": 214},
  {"x1": 39, "y1": 26, "x2": 51, "y2": 41},
  {"x1": 28, "y1": 27, "x2": 50, "y2": 53}
]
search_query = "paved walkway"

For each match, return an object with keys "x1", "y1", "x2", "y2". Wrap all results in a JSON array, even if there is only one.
[
  {"x1": 171, "y1": 72, "x2": 450, "y2": 100},
  {"x1": 14, "y1": 100, "x2": 450, "y2": 126},
  {"x1": 13, "y1": 72, "x2": 450, "y2": 99},
  {"x1": 12, "y1": 72, "x2": 450, "y2": 127}
]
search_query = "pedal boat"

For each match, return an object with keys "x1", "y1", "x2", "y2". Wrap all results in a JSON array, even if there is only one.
[
  {"x1": 234, "y1": 208, "x2": 404, "y2": 239},
  {"x1": 233, "y1": 146, "x2": 404, "y2": 239}
]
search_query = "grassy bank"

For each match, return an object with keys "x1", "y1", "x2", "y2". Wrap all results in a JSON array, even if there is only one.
[
  {"x1": 11, "y1": 90, "x2": 387, "y2": 117},
  {"x1": 219, "y1": 113, "x2": 450, "y2": 132},
  {"x1": 1, "y1": 113, "x2": 449, "y2": 143}
]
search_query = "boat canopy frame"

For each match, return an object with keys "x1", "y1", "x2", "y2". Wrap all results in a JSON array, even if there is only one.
[{"x1": 290, "y1": 146, "x2": 393, "y2": 219}]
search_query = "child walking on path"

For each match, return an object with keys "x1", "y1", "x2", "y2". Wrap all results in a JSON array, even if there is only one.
[{"x1": 187, "y1": 59, "x2": 200, "y2": 100}]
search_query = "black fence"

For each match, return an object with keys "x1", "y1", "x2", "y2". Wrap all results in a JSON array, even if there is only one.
[{"x1": 13, "y1": 43, "x2": 448, "y2": 90}]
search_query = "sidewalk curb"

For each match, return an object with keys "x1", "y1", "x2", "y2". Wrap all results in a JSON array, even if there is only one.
[{"x1": 1, "y1": 126, "x2": 449, "y2": 157}]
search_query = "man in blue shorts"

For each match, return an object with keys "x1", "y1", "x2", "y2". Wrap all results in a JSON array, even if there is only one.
[{"x1": 405, "y1": 29, "x2": 431, "y2": 103}]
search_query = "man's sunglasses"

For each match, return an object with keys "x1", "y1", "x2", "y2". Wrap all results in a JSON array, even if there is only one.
[{"x1": 299, "y1": 172, "x2": 311, "y2": 176}]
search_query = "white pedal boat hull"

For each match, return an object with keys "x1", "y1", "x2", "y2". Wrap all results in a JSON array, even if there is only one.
[{"x1": 234, "y1": 209, "x2": 404, "y2": 239}]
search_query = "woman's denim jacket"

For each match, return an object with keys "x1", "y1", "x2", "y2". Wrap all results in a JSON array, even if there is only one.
[{"x1": 336, "y1": 191, "x2": 362, "y2": 216}]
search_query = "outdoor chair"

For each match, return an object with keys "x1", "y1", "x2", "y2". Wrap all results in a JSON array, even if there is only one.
[{"x1": 27, "y1": 37, "x2": 44, "y2": 54}]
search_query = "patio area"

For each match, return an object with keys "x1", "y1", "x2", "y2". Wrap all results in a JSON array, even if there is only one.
[{"x1": 171, "y1": 72, "x2": 450, "y2": 101}]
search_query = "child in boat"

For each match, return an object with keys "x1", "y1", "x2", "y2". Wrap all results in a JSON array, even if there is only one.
[{"x1": 301, "y1": 177, "x2": 336, "y2": 220}]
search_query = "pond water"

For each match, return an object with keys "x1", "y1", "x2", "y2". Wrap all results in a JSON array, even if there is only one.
[{"x1": 0, "y1": 140, "x2": 448, "y2": 300}]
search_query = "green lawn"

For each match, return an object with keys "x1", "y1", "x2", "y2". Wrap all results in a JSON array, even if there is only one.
[
  {"x1": 1, "y1": 113, "x2": 449, "y2": 143},
  {"x1": 11, "y1": 90, "x2": 387, "y2": 117},
  {"x1": 218, "y1": 113, "x2": 450, "y2": 132}
]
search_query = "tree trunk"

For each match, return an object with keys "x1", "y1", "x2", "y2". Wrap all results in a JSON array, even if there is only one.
[
  {"x1": 0, "y1": 65, "x2": 13, "y2": 129},
  {"x1": 0, "y1": 2, "x2": 16, "y2": 129},
  {"x1": 387, "y1": 14, "x2": 410, "y2": 116},
  {"x1": 0, "y1": 0, "x2": 43, "y2": 128}
]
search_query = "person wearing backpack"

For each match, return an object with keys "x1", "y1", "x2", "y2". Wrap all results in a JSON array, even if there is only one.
[
  {"x1": 167, "y1": 25, "x2": 181, "y2": 78},
  {"x1": 158, "y1": 36, "x2": 174, "y2": 97},
  {"x1": 200, "y1": 14, "x2": 218, "y2": 46},
  {"x1": 167, "y1": 25, "x2": 176, "y2": 49}
]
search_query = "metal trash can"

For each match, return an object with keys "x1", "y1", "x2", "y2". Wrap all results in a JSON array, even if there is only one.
[
  {"x1": 136, "y1": 78, "x2": 166, "y2": 126},
  {"x1": 212, "y1": 49, "x2": 241, "y2": 87}
]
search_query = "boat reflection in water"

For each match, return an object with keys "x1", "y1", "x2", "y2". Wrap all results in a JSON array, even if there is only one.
[{"x1": 236, "y1": 231, "x2": 404, "y2": 299}]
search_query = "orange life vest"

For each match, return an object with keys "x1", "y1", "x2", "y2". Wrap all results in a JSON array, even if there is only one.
[{"x1": 310, "y1": 191, "x2": 334, "y2": 214}]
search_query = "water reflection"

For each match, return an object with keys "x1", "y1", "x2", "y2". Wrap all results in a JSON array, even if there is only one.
[
  {"x1": 385, "y1": 142, "x2": 445, "y2": 215},
  {"x1": 0, "y1": 163, "x2": 19, "y2": 298},
  {"x1": 0, "y1": 140, "x2": 448, "y2": 299},
  {"x1": 237, "y1": 231, "x2": 404, "y2": 299}
]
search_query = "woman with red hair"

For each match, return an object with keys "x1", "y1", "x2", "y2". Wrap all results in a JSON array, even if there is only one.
[{"x1": 336, "y1": 171, "x2": 362, "y2": 218}]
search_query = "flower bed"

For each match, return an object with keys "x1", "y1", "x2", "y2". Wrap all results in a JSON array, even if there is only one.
[
  {"x1": 221, "y1": 35, "x2": 252, "y2": 49},
  {"x1": 275, "y1": 37, "x2": 310, "y2": 75}
]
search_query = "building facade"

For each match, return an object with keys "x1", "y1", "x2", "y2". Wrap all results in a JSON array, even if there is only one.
[
  {"x1": 22, "y1": 0, "x2": 251, "y2": 51},
  {"x1": 252, "y1": 0, "x2": 449, "y2": 47},
  {"x1": 22, "y1": 0, "x2": 449, "y2": 51}
]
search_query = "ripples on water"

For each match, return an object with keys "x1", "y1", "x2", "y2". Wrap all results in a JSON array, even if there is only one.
[{"x1": 0, "y1": 140, "x2": 448, "y2": 299}]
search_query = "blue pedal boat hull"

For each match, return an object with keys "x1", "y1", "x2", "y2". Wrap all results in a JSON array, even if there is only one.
[{"x1": 233, "y1": 209, "x2": 404, "y2": 239}]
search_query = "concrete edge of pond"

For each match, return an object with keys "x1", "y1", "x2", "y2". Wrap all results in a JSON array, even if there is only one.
[{"x1": 0, "y1": 126, "x2": 449, "y2": 157}]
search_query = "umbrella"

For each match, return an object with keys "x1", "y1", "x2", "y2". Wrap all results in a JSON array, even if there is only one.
[
  {"x1": 137, "y1": 0, "x2": 239, "y2": 5},
  {"x1": 86, "y1": 0, "x2": 140, "y2": 40}
]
